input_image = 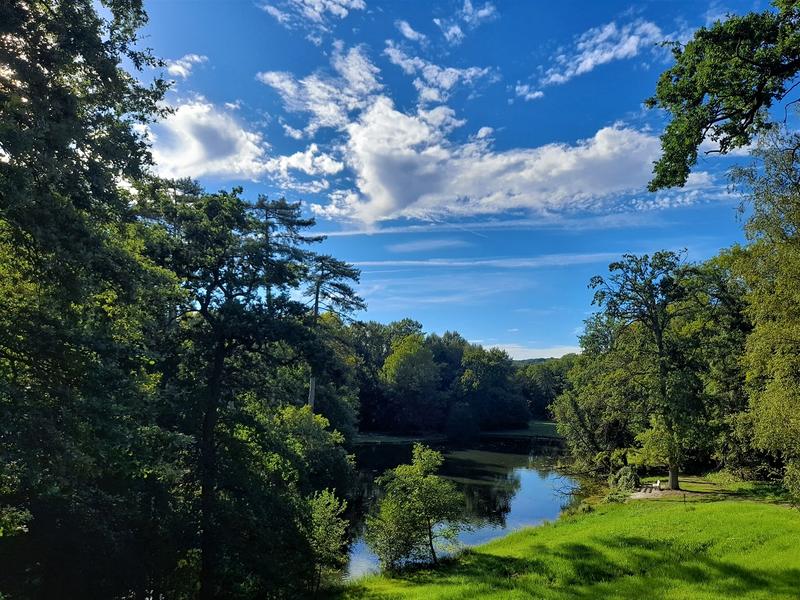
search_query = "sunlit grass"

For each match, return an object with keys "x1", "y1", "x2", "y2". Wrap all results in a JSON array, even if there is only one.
[{"x1": 334, "y1": 498, "x2": 800, "y2": 599}]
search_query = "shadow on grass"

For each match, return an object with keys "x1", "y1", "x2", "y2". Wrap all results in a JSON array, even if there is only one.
[{"x1": 337, "y1": 534, "x2": 800, "y2": 599}]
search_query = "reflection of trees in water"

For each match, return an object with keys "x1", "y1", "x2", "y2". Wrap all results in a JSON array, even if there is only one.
[
  {"x1": 459, "y1": 470, "x2": 522, "y2": 528},
  {"x1": 348, "y1": 437, "x2": 571, "y2": 540}
]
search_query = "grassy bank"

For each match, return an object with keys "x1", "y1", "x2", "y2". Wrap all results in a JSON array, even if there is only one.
[{"x1": 336, "y1": 490, "x2": 799, "y2": 599}]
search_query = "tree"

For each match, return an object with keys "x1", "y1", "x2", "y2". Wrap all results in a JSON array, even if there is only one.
[
  {"x1": 365, "y1": 444, "x2": 465, "y2": 571},
  {"x1": 146, "y1": 183, "x2": 352, "y2": 599},
  {"x1": 0, "y1": 0, "x2": 168, "y2": 277},
  {"x1": 307, "y1": 490, "x2": 349, "y2": 594},
  {"x1": 730, "y1": 129, "x2": 800, "y2": 497},
  {"x1": 457, "y1": 346, "x2": 529, "y2": 430},
  {"x1": 0, "y1": 2, "x2": 179, "y2": 597},
  {"x1": 304, "y1": 254, "x2": 364, "y2": 410},
  {"x1": 551, "y1": 315, "x2": 648, "y2": 476},
  {"x1": 646, "y1": 0, "x2": 800, "y2": 190},
  {"x1": 517, "y1": 354, "x2": 578, "y2": 419},
  {"x1": 590, "y1": 252, "x2": 700, "y2": 489},
  {"x1": 381, "y1": 334, "x2": 442, "y2": 431}
]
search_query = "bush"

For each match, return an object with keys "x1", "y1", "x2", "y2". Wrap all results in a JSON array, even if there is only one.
[
  {"x1": 608, "y1": 465, "x2": 641, "y2": 492},
  {"x1": 365, "y1": 444, "x2": 466, "y2": 571},
  {"x1": 784, "y1": 461, "x2": 800, "y2": 506}
]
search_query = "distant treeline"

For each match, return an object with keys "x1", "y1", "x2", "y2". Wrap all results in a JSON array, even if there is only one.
[{"x1": 318, "y1": 319, "x2": 574, "y2": 439}]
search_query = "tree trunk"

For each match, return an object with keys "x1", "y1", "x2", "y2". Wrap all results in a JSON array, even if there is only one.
[
  {"x1": 307, "y1": 279, "x2": 321, "y2": 411},
  {"x1": 307, "y1": 376, "x2": 316, "y2": 411},
  {"x1": 199, "y1": 343, "x2": 225, "y2": 600},
  {"x1": 668, "y1": 464, "x2": 680, "y2": 490},
  {"x1": 427, "y1": 519, "x2": 437, "y2": 565}
]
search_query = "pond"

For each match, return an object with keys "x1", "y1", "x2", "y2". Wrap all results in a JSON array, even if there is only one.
[{"x1": 346, "y1": 433, "x2": 576, "y2": 578}]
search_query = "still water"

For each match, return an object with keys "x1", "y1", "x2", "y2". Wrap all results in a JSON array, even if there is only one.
[{"x1": 346, "y1": 435, "x2": 576, "y2": 578}]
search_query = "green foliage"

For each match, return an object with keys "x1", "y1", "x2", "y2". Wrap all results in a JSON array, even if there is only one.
[
  {"x1": 308, "y1": 490, "x2": 349, "y2": 593},
  {"x1": 381, "y1": 334, "x2": 443, "y2": 431},
  {"x1": 457, "y1": 346, "x2": 529, "y2": 430},
  {"x1": 608, "y1": 465, "x2": 641, "y2": 492},
  {"x1": 784, "y1": 461, "x2": 800, "y2": 504},
  {"x1": 365, "y1": 444, "x2": 466, "y2": 571},
  {"x1": 647, "y1": 0, "x2": 800, "y2": 190},
  {"x1": 516, "y1": 354, "x2": 577, "y2": 418},
  {"x1": 731, "y1": 129, "x2": 800, "y2": 487}
]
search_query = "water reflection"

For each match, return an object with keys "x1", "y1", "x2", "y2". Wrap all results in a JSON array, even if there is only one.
[{"x1": 346, "y1": 436, "x2": 574, "y2": 578}]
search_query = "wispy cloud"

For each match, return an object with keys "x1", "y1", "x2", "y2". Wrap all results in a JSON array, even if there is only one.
[
  {"x1": 514, "y1": 83, "x2": 544, "y2": 101},
  {"x1": 433, "y1": 0, "x2": 497, "y2": 46},
  {"x1": 353, "y1": 252, "x2": 619, "y2": 269},
  {"x1": 318, "y1": 212, "x2": 665, "y2": 237},
  {"x1": 384, "y1": 41, "x2": 493, "y2": 103},
  {"x1": 166, "y1": 54, "x2": 208, "y2": 79},
  {"x1": 386, "y1": 239, "x2": 471, "y2": 253},
  {"x1": 261, "y1": 0, "x2": 365, "y2": 32},
  {"x1": 257, "y1": 41, "x2": 381, "y2": 136},
  {"x1": 396, "y1": 19, "x2": 427, "y2": 43},
  {"x1": 513, "y1": 18, "x2": 665, "y2": 98}
]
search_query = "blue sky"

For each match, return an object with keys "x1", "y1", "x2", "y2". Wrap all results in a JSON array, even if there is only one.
[{"x1": 141, "y1": 0, "x2": 764, "y2": 358}]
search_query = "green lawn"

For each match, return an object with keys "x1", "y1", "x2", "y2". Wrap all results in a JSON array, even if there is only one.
[{"x1": 336, "y1": 498, "x2": 800, "y2": 599}]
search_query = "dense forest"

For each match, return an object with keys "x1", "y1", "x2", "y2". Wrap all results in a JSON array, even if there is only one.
[{"x1": 2, "y1": 0, "x2": 800, "y2": 598}]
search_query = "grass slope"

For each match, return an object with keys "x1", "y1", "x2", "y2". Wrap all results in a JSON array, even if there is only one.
[{"x1": 338, "y1": 499, "x2": 800, "y2": 599}]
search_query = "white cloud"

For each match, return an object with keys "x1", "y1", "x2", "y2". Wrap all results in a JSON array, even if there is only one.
[
  {"x1": 149, "y1": 98, "x2": 342, "y2": 191},
  {"x1": 460, "y1": 0, "x2": 497, "y2": 27},
  {"x1": 488, "y1": 343, "x2": 580, "y2": 360},
  {"x1": 282, "y1": 122, "x2": 305, "y2": 139},
  {"x1": 434, "y1": 0, "x2": 497, "y2": 45},
  {"x1": 312, "y1": 94, "x2": 671, "y2": 223},
  {"x1": 150, "y1": 99, "x2": 268, "y2": 179},
  {"x1": 257, "y1": 42, "x2": 381, "y2": 135},
  {"x1": 166, "y1": 54, "x2": 208, "y2": 79},
  {"x1": 386, "y1": 239, "x2": 471, "y2": 253},
  {"x1": 384, "y1": 41, "x2": 492, "y2": 103},
  {"x1": 396, "y1": 19, "x2": 426, "y2": 43},
  {"x1": 475, "y1": 126, "x2": 493, "y2": 139},
  {"x1": 540, "y1": 19, "x2": 663, "y2": 87},
  {"x1": 265, "y1": 143, "x2": 344, "y2": 178},
  {"x1": 434, "y1": 20, "x2": 465, "y2": 44},
  {"x1": 515, "y1": 83, "x2": 544, "y2": 101},
  {"x1": 261, "y1": 0, "x2": 366, "y2": 30}
]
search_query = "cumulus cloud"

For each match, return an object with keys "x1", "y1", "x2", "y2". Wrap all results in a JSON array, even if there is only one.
[
  {"x1": 149, "y1": 98, "x2": 341, "y2": 191},
  {"x1": 384, "y1": 41, "x2": 492, "y2": 103},
  {"x1": 166, "y1": 54, "x2": 208, "y2": 79},
  {"x1": 265, "y1": 143, "x2": 344, "y2": 178},
  {"x1": 541, "y1": 19, "x2": 663, "y2": 86},
  {"x1": 433, "y1": 0, "x2": 497, "y2": 45},
  {"x1": 150, "y1": 99, "x2": 268, "y2": 179},
  {"x1": 311, "y1": 94, "x2": 670, "y2": 223},
  {"x1": 396, "y1": 19, "x2": 427, "y2": 43},
  {"x1": 257, "y1": 41, "x2": 381, "y2": 135},
  {"x1": 261, "y1": 0, "x2": 365, "y2": 30}
]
